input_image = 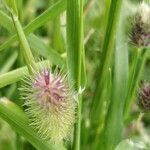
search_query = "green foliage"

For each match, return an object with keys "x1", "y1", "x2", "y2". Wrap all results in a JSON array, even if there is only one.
[
  {"x1": 0, "y1": 98, "x2": 65, "y2": 150},
  {"x1": 0, "y1": 0, "x2": 150, "y2": 150}
]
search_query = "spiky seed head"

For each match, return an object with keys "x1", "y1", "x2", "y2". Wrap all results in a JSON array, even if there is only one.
[
  {"x1": 138, "y1": 2, "x2": 150, "y2": 25},
  {"x1": 131, "y1": 2, "x2": 150, "y2": 47},
  {"x1": 138, "y1": 82, "x2": 150, "y2": 112},
  {"x1": 20, "y1": 63, "x2": 76, "y2": 142}
]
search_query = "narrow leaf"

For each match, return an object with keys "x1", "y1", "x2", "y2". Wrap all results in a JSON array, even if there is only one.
[
  {"x1": 0, "y1": 0, "x2": 66, "y2": 51},
  {"x1": 0, "y1": 98, "x2": 65, "y2": 150}
]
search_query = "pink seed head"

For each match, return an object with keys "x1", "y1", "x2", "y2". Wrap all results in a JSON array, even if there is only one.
[
  {"x1": 21, "y1": 65, "x2": 76, "y2": 141},
  {"x1": 131, "y1": 2, "x2": 150, "y2": 48},
  {"x1": 33, "y1": 69, "x2": 67, "y2": 108},
  {"x1": 138, "y1": 82, "x2": 150, "y2": 112}
]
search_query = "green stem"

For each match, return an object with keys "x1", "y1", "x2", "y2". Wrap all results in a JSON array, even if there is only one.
[
  {"x1": 67, "y1": 0, "x2": 84, "y2": 149},
  {"x1": 74, "y1": 95, "x2": 82, "y2": 150},
  {"x1": 98, "y1": 7, "x2": 129, "y2": 149},
  {"x1": 0, "y1": 60, "x2": 48, "y2": 88},
  {"x1": 11, "y1": 13, "x2": 36, "y2": 72},
  {"x1": 90, "y1": 0, "x2": 123, "y2": 133},
  {"x1": 0, "y1": 67, "x2": 27, "y2": 88},
  {"x1": 124, "y1": 47, "x2": 148, "y2": 120},
  {"x1": 74, "y1": 0, "x2": 84, "y2": 149}
]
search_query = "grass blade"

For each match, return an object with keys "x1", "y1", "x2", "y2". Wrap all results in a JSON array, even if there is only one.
[
  {"x1": 90, "y1": 0, "x2": 123, "y2": 133},
  {"x1": 99, "y1": 6, "x2": 129, "y2": 149},
  {"x1": 0, "y1": 11, "x2": 65, "y2": 67},
  {"x1": 11, "y1": 11, "x2": 36, "y2": 70},
  {"x1": 0, "y1": 10, "x2": 15, "y2": 34},
  {"x1": 0, "y1": 97, "x2": 65, "y2": 150},
  {"x1": 0, "y1": 66, "x2": 27, "y2": 88},
  {"x1": 0, "y1": 60, "x2": 48, "y2": 88},
  {"x1": 0, "y1": 0, "x2": 66, "y2": 51},
  {"x1": 0, "y1": 51, "x2": 18, "y2": 74},
  {"x1": 28, "y1": 34, "x2": 65, "y2": 67},
  {"x1": 67, "y1": 0, "x2": 85, "y2": 149},
  {"x1": 124, "y1": 47, "x2": 149, "y2": 120}
]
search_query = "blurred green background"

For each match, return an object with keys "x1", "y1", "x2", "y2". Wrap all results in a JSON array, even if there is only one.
[{"x1": 0, "y1": 0, "x2": 150, "y2": 149}]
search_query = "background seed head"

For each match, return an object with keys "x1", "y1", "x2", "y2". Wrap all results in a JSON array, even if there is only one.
[
  {"x1": 131, "y1": 2, "x2": 150, "y2": 47},
  {"x1": 138, "y1": 82, "x2": 150, "y2": 112},
  {"x1": 20, "y1": 65, "x2": 76, "y2": 142}
]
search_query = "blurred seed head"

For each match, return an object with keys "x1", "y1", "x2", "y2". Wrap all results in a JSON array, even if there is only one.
[
  {"x1": 138, "y1": 2, "x2": 150, "y2": 25},
  {"x1": 138, "y1": 82, "x2": 150, "y2": 112},
  {"x1": 131, "y1": 2, "x2": 150, "y2": 48},
  {"x1": 20, "y1": 63, "x2": 76, "y2": 142}
]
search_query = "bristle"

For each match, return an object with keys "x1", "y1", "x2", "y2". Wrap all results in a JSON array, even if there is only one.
[
  {"x1": 131, "y1": 2, "x2": 150, "y2": 48},
  {"x1": 20, "y1": 63, "x2": 76, "y2": 142},
  {"x1": 138, "y1": 82, "x2": 150, "y2": 112}
]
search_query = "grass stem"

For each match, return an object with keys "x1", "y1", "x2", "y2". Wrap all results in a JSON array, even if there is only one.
[{"x1": 67, "y1": 0, "x2": 84, "y2": 149}]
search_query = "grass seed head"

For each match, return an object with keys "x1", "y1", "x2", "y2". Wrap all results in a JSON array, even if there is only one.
[
  {"x1": 20, "y1": 63, "x2": 76, "y2": 142},
  {"x1": 131, "y1": 2, "x2": 150, "y2": 48},
  {"x1": 138, "y1": 82, "x2": 150, "y2": 112}
]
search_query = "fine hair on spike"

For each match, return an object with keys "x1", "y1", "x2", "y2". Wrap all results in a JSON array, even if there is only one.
[
  {"x1": 130, "y1": 2, "x2": 150, "y2": 48},
  {"x1": 138, "y1": 81, "x2": 150, "y2": 112},
  {"x1": 20, "y1": 60, "x2": 76, "y2": 142}
]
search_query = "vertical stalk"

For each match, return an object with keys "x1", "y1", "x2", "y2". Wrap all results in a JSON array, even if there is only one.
[
  {"x1": 90, "y1": 0, "x2": 123, "y2": 133},
  {"x1": 98, "y1": 5, "x2": 129, "y2": 148},
  {"x1": 124, "y1": 47, "x2": 148, "y2": 120},
  {"x1": 11, "y1": 13, "x2": 36, "y2": 72},
  {"x1": 67, "y1": 0, "x2": 84, "y2": 150},
  {"x1": 52, "y1": 16, "x2": 64, "y2": 53}
]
